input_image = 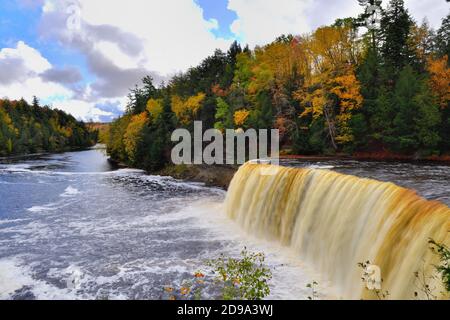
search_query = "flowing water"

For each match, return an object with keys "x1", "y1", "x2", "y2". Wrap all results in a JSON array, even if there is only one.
[
  {"x1": 226, "y1": 162, "x2": 450, "y2": 299},
  {"x1": 0, "y1": 147, "x2": 448, "y2": 299},
  {"x1": 0, "y1": 147, "x2": 325, "y2": 300}
]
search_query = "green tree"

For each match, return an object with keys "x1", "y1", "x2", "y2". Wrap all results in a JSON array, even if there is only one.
[
  {"x1": 389, "y1": 66, "x2": 440, "y2": 154},
  {"x1": 142, "y1": 92, "x2": 177, "y2": 171},
  {"x1": 356, "y1": 48, "x2": 382, "y2": 149},
  {"x1": 248, "y1": 91, "x2": 274, "y2": 130},
  {"x1": 435, "y1": 13, "x2": 450, "y2": 60},
  {"x1": 214, "y1": 97, "x2": 234, "y2": 131},
  {"x1": 379, "y1": 0, "x2": 415, "y2": 78},
  {"x1": 0, "y1": 98, "x2": 96, "y2": 156}
]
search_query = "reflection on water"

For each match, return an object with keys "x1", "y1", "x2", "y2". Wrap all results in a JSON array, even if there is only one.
[{"x1": 0, "y1": 148, "x2": 448, "y2": 299}]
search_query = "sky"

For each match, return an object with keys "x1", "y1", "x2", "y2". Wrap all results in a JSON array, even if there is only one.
[{"x1": 0, "y1": 0, "x2": 448, "y2": 122}]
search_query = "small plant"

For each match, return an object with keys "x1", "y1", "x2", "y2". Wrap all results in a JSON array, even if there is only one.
[
  {"x1": 206, "y1": 248, "x2": 272, "y2": 300},
  {"x1": 429, "y1": 239, "x2": 450, "y2": 294},
  {"x1": 164, "y1": 249, "x2": 272, "y2": 301},
  {"x1": 163, "y1": 271, "x2": 206, "y2": 300},
  {"x1": 306, "y1": 281, "x2": 319, "y2": 300},
  {"x1": 413, "y1": 260, "x2": 438, "y2": 300}
]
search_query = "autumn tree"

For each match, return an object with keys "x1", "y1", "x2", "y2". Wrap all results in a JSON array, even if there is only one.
[
  {"x1": 428, "y1": 55, "x2": 450, "y2": 110},
  {"x1": 0, "y1": 98, "x2": 96, "y2": 156},
  {"x1": 234, "y1": 109, "x2": 250, "y2": 127},
  {"x1": 105, "y1": 0, "x2": 449, "y2": 167},
  {"x1": 143, "y1": 92, "x2": 176, "y2": 170},
  {"x1": 428, "y1": 55, "x2": 450, "y2": 152},
  {"x1": 171, "y1": 93, "x2": 206, "y2": 125},
  {"x1": 124, "y1": 112, "x2": 149, "y2": 165},
  {"x1": 146, "y1": 98, "x2": 164, "y2": 121}
]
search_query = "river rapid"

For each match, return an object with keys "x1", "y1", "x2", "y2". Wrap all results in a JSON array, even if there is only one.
[{"x1": 0, "y1": 146, "x2": 448, "y2": 300}]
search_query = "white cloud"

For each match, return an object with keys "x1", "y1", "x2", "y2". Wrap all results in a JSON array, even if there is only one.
[
  {"x1": 50, "y1": 98, "x2": 115, "y2": 122},
  {"x1": 43, "y1": 0, "x2": 232, "y2": 75},
  {"x1": 405, "y1": 0, "x2": 449, "y2": 29},
  {"x1": 0, "y1": 41, "x2": 112, "y2": 122},
  {"x1": 3, "y1": 0, "x2": 447, "y2": 123},
  {"x1": 228, "y1": 0, "x2": 312, "y2": 47},
  {"x1": 31, "y1": 0, "x2": 234, "y2": 121},
  {"x1": 0, "y1": 77, "x2": 71, "y2": 101},
  {"x1": 227, "y1": 0, "x2": 449, "y2": 47},
  {"x1": 0, "y1": 41, "x2": 70, "y2": 102},
  {"x1": 0, "y1": 41, "x2": 51, "y2": 76}
]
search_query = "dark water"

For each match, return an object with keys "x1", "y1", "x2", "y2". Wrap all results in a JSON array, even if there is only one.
[
  {"x1": 0, "y1": 148, "x2": 448, "y2": 300},
  {"x1": 281, "y1": 159, "x2": 450, "y2": 206}
]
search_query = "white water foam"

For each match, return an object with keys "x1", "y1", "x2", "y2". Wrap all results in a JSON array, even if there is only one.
[
  {"x1": 169, "y1": 200, "x2": 336, "y2": 300},
  {"x1": 0, "y1": 257, "x2": 82, "y2": 300},
  {"x1": 27, "y1": 198, "x2": 77, "y2": 214},
  {"x1": 60, "y1": 186, "x2": 80, "y2": 197},
  {"x1": 308, "y1": 165, "x2": 335, "y2": 170}
]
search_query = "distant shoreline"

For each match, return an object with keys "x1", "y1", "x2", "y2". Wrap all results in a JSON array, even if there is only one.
[
  {"x1": 106, "y1": 152, "x2": 450, "y2": 191},
  {"x1": 0, "y1": 145, "x2": 98, "y2": 162},
  {"x1": 282, "y1": 153, "x2": 450, "y2": 164}
]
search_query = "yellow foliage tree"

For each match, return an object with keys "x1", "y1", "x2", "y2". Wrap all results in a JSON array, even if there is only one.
[
  {"x1": 293, "y1": 24, "x2": 363, "y2": 149},
  {"x1": 124, "y1": 112, "x2": 148, "y2": 163},
  {"x1": 331, "y1": 72, "x2": 363, "y2": 144},
  {"x1": 296, "y1": 68, "x2": 362, "y2": 147},
  {"x1": 171, "y1": 95, "x2": 185, "y2": 120},
  {"x1": 186, "y1": 93, "x2": 206, "y2": 115},
  {"x1": 427, "y1": 55, "x2": 450, "y2": 109},
  {"x1": 234, "y1": 109, "x2": 250, "y2": 126},
  {"x1": 171, "y1": 93, "x2": 205, "y2": 125},
  {"x1": 146, "y1": 98, "x2": 164, "y2": 120},
  {"x1": 0, "y1": 106, "x2": 15, "y2": 133}
]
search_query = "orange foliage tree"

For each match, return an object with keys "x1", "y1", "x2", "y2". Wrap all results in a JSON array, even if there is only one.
[{"x1": 428, "y1": 55, "x2": 450, "y2": 109}]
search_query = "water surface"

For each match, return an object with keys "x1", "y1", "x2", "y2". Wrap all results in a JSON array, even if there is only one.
[{"x1": 0, "y1": 148, "x2": 448, "y2": 299}]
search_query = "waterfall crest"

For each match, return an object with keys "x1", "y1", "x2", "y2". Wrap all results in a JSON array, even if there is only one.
[{"x1": 225, "y1": 163, "x2": 450, "y2": 299}]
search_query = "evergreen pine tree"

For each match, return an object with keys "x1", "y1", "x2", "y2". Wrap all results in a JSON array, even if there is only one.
[
  {"x1": 390, "y1": 66, "x2": 440, "y2": 154},
  {"x1": 379, "y1": 0, "x2": 415, "y2": 78},
  {"x1": 143, "y1": 91, "x2": 176, "y2": 170},
  {"x1": 435, "y1": 13, "x2": 450, "y2": 60}
]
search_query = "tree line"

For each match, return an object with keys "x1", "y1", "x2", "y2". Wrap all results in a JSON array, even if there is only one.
[
  {"x1": 107, "y1": 0, "x2": 450, "y2": 171},
  {"x1": 0, "y1": 97, "x2": 98, "y2": 156}
]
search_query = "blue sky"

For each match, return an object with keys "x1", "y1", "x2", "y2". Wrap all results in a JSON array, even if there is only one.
[
  {"x1": 0, "y1": 0, "x2": 448, "y2": 121},
  {"x1": 195, "y1": 0, "x2": 237, "y2": 39}
]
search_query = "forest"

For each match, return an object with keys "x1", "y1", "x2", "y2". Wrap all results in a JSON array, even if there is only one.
[
  {"x1": 103, "y1": 0, "x2": 448, "y2": 171},
  {"x1": 0, "y1": 97, "x2": 98, "y2": 156}
]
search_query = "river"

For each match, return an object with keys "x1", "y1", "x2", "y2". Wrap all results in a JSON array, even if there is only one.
[{"x1": 0, "y1": 147, "x2": 448, "y2": 300}]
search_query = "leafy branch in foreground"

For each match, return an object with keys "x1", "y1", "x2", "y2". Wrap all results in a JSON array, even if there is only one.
[
  {"x1": 206, "y1": 248, "x2": 272, "y2": 300},
  {"x1": 413, "y1": 261, "x2": 438, "y2": 300},
  {"x1": 429, "y1": 239, "x2": 450, "y2": 293},
  {"x1": 306, "y1": 281, "x2": 319, "y2": 300},
  {"x1": 163, "y1": 248, "x2": 272, "y2": 300}
]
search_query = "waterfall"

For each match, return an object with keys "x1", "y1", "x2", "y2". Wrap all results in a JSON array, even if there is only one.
[{"x1": 225, "y1": 163, "x2": 450, "y2": 299}]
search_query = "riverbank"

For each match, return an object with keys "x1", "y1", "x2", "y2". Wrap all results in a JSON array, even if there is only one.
[
  {"x1": 106, "y1": 157, "x2": 237, "y2": 189},
  {"x1": 107, "y1": 152, "x2": 450, "y2": 191},
  {"x1": 283, "y1": 152, "x2": 450, "y2": 163},
  {"x1": 157, "y1": 164, "x2": 237, "y2": 189},
  {"x1": 0, "y1": 145, "x2": 99, "y2": 162}
]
